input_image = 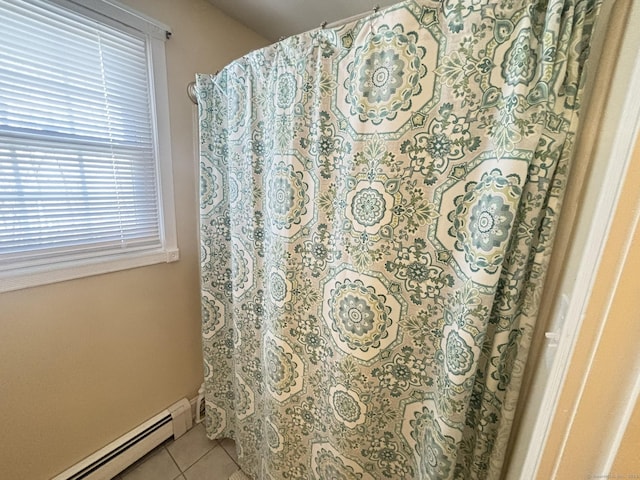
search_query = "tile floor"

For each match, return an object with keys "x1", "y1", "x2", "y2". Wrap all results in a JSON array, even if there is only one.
[{"x1": 114, "y1": 423, "x2": 241, "y2": 480}]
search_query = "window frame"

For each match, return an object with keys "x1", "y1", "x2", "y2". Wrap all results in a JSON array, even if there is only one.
[{"x1": 0, "y1": 0, "x2": 178, "y2": 293}]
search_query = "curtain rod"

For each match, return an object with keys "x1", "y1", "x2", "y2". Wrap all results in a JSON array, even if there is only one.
[
  {"x1": 321, "y1": 4, "x2": 379, "y2": 30},
  {"x1": 188, "y1": 4, "x2": 381, "y2": 105}
]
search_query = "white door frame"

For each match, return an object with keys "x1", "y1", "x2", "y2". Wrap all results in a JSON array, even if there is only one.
[{"x1": 518, "y1": 1, "x2": 640, "y2": 477}]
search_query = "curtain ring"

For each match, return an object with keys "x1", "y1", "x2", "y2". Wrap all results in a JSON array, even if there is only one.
[{"x1": 187, "y1": 81, "x2": 198, "y2": 105}]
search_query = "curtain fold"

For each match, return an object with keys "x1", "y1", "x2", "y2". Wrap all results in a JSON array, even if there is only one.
[{"x1": 197, "y1": 0, "x2": 602, "y2": 478}]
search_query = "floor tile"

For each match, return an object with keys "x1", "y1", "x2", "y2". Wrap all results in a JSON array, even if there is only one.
[
  {"x1": 120, "y1": 448, "x2": 181, "y2": 480},
  {"x1": 183, "y1": 445, "x2": 239, "y2": 480},
  {"x1": 227, "y1": 471, "x2": 250, "y2": 480},
  {"x1": 218, "y1": 438, "x2": 238, "y2": 463},
  {"x1": 167, "y1": 423, "x2": 217, "y2": 471}
]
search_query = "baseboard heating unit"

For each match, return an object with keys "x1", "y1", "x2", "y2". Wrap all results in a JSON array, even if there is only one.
[{"x1": 52, "y1": 399, "x2": 192, "y2": 480}]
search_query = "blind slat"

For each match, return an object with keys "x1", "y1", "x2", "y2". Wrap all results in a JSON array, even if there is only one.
[{"x1": 0, "y1": 0, "x2": 162, "y2": 267}]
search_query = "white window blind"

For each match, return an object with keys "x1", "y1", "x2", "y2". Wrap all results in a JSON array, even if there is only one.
[{"x1": 0, "y1": 0, "x2": 177, "y2": 289}]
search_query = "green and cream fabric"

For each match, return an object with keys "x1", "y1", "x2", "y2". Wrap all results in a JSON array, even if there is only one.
[{"x1": 197, "y1": 0, "x2": 601, "y2": 478}]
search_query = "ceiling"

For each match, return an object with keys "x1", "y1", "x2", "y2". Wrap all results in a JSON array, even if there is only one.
[{"x1": 207, "y1": 0, "x2": 401, "y2": 42}]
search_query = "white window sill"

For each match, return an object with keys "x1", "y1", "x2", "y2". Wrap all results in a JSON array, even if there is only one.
[{"x1": 0, "y1": 248, "x2": 180, "y2": 293}]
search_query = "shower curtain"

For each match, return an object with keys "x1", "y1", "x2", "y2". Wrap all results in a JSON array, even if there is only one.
[{"x1": 196, "y1": 0, "x2": 601, "y2": 478}]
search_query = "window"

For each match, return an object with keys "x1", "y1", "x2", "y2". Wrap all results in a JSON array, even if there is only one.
[{"x1": 0, "y1": 0, "x2": 178, "y2": 292}]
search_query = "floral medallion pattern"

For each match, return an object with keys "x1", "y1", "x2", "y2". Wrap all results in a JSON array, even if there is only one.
[
  {"x1": 265, "y1": 418, "x2": 284, "y2": 453},
  {"x1": 311, "y1": 443, "x2": 375, "y2": 480},
  {"x1": 334, "y1": 13, "x2": 440, "y2": 138},
  {"x1": 234, "y1": 374, "x2": 255, "y2": 420},
  {"x1": 200, "y1": 161, "x2": 219, "y2": 210},
  {"x1": 404, "y1": 401, "x2": 461, "y2": 479},
  {"x1": 322, "y1": 269, "x2": 402, "y2": 361},
  {"x1": 346, "y1": 25, "x2": 427, "y2": 124},
  {"x1": 265, "y1": 159, "x2": 312, "y2": 235},
  {"x1": 264, "y1": 333, "x2": 304, "y2": 402},
  {"x1": 329, "y1": 385, "x2": 367, "y2": 428},
  {"x1": 449, "y1": 168, "x2": 523, "y2": 274},
  {"x1": 230, "y1": 241, "x2": 253, "y2": 298},
  {"x1": 501, "y1": 29, "x2": 537, "y2": 86},
  {"x1": 401, "y1": 103, "x2": 481, "y2": 185},
  {"x1": 345, "y1": 181, "x2": 396, "y2": 234},
  {"x1": 201, "y1": 291, "x2": 224, "y2": 339},
  {"x1": 352, "y1": 187, "x2": 386, "y2": 226},
  {"x1": 197, "y1": 1, "x2": 601, "y2": 479},
  {"x1": 275, "y1": 72, "x2": 298, "y2": 109}
]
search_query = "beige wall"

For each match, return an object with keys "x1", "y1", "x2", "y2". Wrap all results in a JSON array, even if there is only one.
[
  {"x1": 613, "y1": 393, "x2": 640, "y2": 473},
  {"x1": 535, "y1": 133, "x2": 640, "y2": 478},
  {"x1": 503, "y1": 0, "x2": 633, "y2": 476},
  {"x1": 0, "y1": 2, "x2": 266, "y2": 479}
]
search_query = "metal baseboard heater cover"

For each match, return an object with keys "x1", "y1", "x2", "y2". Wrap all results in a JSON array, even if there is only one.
[{"x1": 52, "y1": 399, "x2": 192, "y2": 480}]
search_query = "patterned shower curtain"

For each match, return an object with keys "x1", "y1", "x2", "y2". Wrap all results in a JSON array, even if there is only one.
[{"x1": 196, "y1": 0, "x2": 601, "y2": 478}]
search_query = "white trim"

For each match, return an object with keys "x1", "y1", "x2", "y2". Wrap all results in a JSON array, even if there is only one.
[
  {"x1": 52, "y1": 399, "x2": 191, "y2": 480},
  {"x1": 149, "y1": 33, "x2": 179, "y2": 259},
  {"x1": 605, "y1": 373, "x2": 640, "y2": 472},
  {"x1": 597, "y1": 205, "x2": 640, "y2": 474},
  {"x1": 518, "y1": 8, "x2": 640, "y2": 479},
  {"x1": 0, "y1": 248, "x2": 179, "y2": 293},
  {"x1": 51, "y1": 0, "x2": 172, "y2": 39},
  {"x1": 0, "y1": 0, "x2": 179, "y2": 293},
  {"x1": 549, "y1": 31, "x2": 640, "y2": 480}
]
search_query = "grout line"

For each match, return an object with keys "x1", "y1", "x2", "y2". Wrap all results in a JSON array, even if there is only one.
[
  {"x1": 218, "y1": 443, "x2": 237, "y2": 467},
  {"x1": 187, "y1": 445, "x2": 218, "y2": 471},
  {"x1": 219, "y1": 439, "x2": 240, "y2": 468},
  {"x1": 164, "y1": 446, "x2": 180, "y2": 471},
  {"x1": 165, "y1": 425, "x2": 220, "y2": 474},
  {"x1": 164, "y1": 445, "x2": 183, "y2": 473},
  {"x1": 229, "y1": 452, "x2": 241, "y2": 469},
  {"x1": 119, "y1": 441, "x2": 171, "y2": 478},
  {"x1": 176, "y1": 442, "x2": 221, "y2": 475}
]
